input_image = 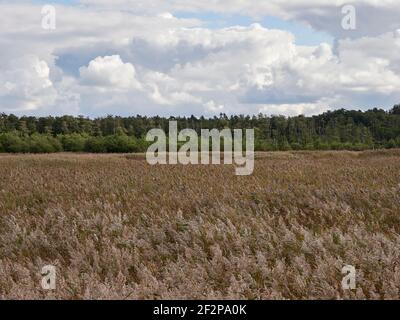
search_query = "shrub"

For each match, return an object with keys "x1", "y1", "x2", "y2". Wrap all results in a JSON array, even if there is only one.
[
  {"x1": 385, "y1": 139, "x2": 397, "y2": 149},
  {"x1": 84, "y1": 137, "x2": 107, "y2": 153},
  {"x1": 29, "y1": 134, "x2": 62, "y2": 153},
  {"x1": 59, "y1": 134, "x2": 87, "y2": 152},
  {"x1": 314, "y1": 140, "x2": 330, "y2": 150},
  {"x1": 0, "y1": 133, "x2": 29, "y2": 153},
  {"x1": 104, "y1": 135, "x2": 139, "y2": 153},
  {"x1": 290, "y1": 143, "x2": 302, "y2": 151}
]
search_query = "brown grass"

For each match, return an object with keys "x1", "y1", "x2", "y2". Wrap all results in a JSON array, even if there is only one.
[{"x1": 0, "y1": 150, "x2": 399, "y2": 300}]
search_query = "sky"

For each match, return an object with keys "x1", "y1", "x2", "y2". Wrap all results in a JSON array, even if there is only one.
[{"x1": 1, "y1": 1, "x2": 400, "y2": 117}]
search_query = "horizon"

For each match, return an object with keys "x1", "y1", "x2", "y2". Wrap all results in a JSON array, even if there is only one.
[{"x1": 1, "y1": 104, "x2": 399, "y2": 121}]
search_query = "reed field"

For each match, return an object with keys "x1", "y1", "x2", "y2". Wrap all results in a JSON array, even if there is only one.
[{"x1": 0, "y1": 150, "x2": 399, "y2": 299}]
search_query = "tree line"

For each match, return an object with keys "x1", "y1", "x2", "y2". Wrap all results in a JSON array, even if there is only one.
[{"x1": 0, "y1": 105, "x2": 399, "y2": 153}]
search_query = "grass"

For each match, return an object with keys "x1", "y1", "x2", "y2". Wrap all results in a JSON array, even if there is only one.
[{"x1": 0, "y1": 150, "x2": 399, "y2": 299}]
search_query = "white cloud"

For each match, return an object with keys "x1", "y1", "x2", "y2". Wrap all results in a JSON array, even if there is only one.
[
  {"x1": 79, "y1": 55, "x2": 142, "y2": 90},
  {"x1": 0, "y1": 2, "x2": 399, "y2": 116},
  {"x1": 258, "y1": 101, "x2": 332, "y2": 117},
  {"x1": 80, "y1": 0, "x2": 400, "y2": 38},
  {"x1": 0, "y1": 55, "x2": 56, "y2": 112},
  {"x1": 204, "y1": 100, "x2": 224, "y2": 113}
]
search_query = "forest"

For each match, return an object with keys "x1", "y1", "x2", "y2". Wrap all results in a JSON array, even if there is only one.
[{"x1": 0, "y1": 105, "x2": 399, "y2": 153}]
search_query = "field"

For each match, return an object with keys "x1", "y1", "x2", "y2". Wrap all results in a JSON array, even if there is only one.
[{"x1": 0, "y1": 150, "x2": 399, "y2": 299}]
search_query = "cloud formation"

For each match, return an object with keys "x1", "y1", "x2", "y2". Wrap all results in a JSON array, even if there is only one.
[
  {"x1": 0, "y1": 55, "x2": 56, "y2": 112},
  {"x1": 0, "y1": 1, "x2": 399, "y2": 116},
  {"x1": 80, "y1": 55, "x2": 142, "y2": 90}
]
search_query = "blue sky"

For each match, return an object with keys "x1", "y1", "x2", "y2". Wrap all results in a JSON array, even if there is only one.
[
  {"x1": 31, "y1": 0, "x2": 79, "y2": 4},
  {"x1": 32, "y1": 0, "x2": 333, "y2": 46},
  {"x1": 175, "y1": 12, "x2": 333, "y2": 46},
  {"x1": 1, "y1": 1, "x2": 399, "y2": 117}
]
